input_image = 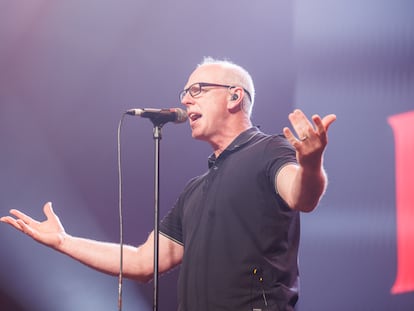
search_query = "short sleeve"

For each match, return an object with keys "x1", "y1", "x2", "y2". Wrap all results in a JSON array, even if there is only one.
[
  {"x1": 265, "y1": 135, "x2": 298, "y2": 193},
  {"x1": 159, "y1": 197, "x2": 184, "y2": 245}
]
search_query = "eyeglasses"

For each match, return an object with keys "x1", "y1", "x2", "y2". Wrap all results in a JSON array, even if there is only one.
[{"x1": 179, "y1": 82, "x2": 252, "y2": 102}]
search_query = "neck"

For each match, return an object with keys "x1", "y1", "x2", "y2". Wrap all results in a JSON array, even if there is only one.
[{"x1": 210, "y1": 119, "x2": 252, "y2": 157}]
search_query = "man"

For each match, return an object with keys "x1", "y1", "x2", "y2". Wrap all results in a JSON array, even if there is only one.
[{"x1": 1, "y1": 58, "x2": 336, "y2": 310}]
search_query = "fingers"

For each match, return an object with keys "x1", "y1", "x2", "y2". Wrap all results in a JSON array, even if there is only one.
[
  {"x1": 1, "y1": 209, "x2": 36, "y2": 236},
  {"x1": 312, "y1": 114, "x2": 324, "y2": 133},
  {"x1": 1, "y1": 203, "x2": 52, "y2": 234},
  {"x1": 287, "y1": 109, "x2": 336, "y2": 140},
  {"x1": 311, "y1": 114, "x2": 327, "y2": 144},
  {"x1": 288, "y1": 109, "x2": 313, "y2": 139},
  {"x1": 2, "y1": 202, "x2": 54, "y2": 225},
  {"x1": 15, "y1": 219, "x2": 36, "y2": 237},
  {"x1": 9, "y1": 209, "x2": 38, "y2": 227},
  {"x1": 1, "y1": 213, "x2": 35, "y2": 236},
  {"x1": 1, "y1": 202, "x2": 65, "y2": 247},
  {"x1": 0, "y1": 215, "x2": 23, "y2": 230},
  {"x1": 283, "y1": 126, "x2": 302, "y2": 148}
]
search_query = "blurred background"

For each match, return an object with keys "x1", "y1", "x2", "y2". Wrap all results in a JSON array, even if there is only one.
[{"x1": 0, "y1": 0, "x2": 413, "y2": 310}]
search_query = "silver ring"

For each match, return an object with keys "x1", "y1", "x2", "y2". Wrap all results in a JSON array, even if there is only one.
[{"x1": 300, "y1": 136, "x2": 308, "y2": 141}]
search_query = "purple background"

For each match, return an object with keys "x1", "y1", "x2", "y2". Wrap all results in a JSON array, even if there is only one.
[{"x1": 1, "y1": 1, "x2": 413, "y2": 310}]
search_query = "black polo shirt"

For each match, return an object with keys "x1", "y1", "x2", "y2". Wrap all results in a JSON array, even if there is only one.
[{"x1": 160, "y1": 127, "x2": 300, "y2": 311}]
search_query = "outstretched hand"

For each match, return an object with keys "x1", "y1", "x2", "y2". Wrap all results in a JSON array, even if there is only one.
[
  {"x1": 283, "y1": 109, "x2": 336, "y2": 169},
  {"x1": 1, "y1": 202, "x2": 66, "y2": 249}
]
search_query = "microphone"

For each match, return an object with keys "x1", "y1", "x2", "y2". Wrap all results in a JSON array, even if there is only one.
[{"x1": 126, "y1": 108, "x2": 188, "y2": 124}]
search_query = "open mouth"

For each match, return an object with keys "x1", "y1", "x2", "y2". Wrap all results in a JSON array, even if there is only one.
[{"x1": 189, "y1": 112, "x2": 202, "y2": 122}]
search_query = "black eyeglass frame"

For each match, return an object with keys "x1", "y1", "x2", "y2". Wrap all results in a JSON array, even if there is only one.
[{"x1": 179, "y1": 82, "x2": 252, "y2": 102}]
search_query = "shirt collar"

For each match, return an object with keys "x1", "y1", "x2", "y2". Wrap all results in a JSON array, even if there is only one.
[{"x1": 207, "y1": 127, "x2": 261, "y2": 168}]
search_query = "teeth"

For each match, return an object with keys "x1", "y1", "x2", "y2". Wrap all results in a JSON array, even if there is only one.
[{"x1": 189, "y1": 113, "x2": 201, "y2": 121}]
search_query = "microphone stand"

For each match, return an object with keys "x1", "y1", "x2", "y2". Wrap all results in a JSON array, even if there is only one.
[
  {"x1": 129, "y1": 110, "x2": 185, "y2": 311},
  {"x1": 150, "y1": 120, "x2": 164, "y2": 311},
  {"x1": 126, "y1": 108, "x2": 186, "y2": 310}
]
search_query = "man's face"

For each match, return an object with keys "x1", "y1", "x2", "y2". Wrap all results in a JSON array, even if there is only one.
[{"x1": 181, "y1": 64, "x2": 231, "y2": 142}]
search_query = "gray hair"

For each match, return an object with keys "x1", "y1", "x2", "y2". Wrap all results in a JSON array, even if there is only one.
[{"x1": 198, "y1": 57, "x2": 255, "y2": 117}]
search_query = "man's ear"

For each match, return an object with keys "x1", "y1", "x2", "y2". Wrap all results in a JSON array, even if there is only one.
[{"x1": 227, "y1": 87, "x2": 243, "y2": 112}]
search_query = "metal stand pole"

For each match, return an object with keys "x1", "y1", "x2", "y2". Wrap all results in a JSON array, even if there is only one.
[{"x1": 152, "y1": 124, "x2": 162, "y2": 311}]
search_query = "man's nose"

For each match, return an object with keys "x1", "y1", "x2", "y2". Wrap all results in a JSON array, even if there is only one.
[{"x1": 181, "y1": 93, "x2": 194, "y2": 106}]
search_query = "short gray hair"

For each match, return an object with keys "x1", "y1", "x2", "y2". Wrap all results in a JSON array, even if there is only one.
[{"x1": 198, "y1": 57, "x2": 255, "y2": 117}]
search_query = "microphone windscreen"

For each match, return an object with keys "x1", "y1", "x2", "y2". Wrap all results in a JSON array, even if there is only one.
[{"x1": 173, "y1": 108, "x2": 188, "y2": 123}]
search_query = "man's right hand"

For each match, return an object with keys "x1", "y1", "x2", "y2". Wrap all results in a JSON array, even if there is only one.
[
  {"x1": 1, "y1": 201, "x2": 184, "y2": 282},
  {"x1": 1, "y1": 202, "x2": 66, "y2": 249}
]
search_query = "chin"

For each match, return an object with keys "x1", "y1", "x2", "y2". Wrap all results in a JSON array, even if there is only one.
[
  {"x1": 191, "y1": 132, "x2": 202, "y2": 140},
  {"x1": 190, "y1": 126, "x2": 200, "y2": 138},
  {"x1": 191, "y1": 131, "x2": 207, "y2": 142}
]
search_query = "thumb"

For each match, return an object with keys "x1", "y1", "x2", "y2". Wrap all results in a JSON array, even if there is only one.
[
  {"x1": 43, "y1": 202, "x2": 56, "y2": 220},
  {"x1": 322, "y1": 114, "x2": 337, "y2": 132}
]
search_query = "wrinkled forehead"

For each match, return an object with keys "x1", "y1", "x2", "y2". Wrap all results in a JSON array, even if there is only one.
[{"x1": 184, "y1": 64, "x2": 229, "y2": 89}]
